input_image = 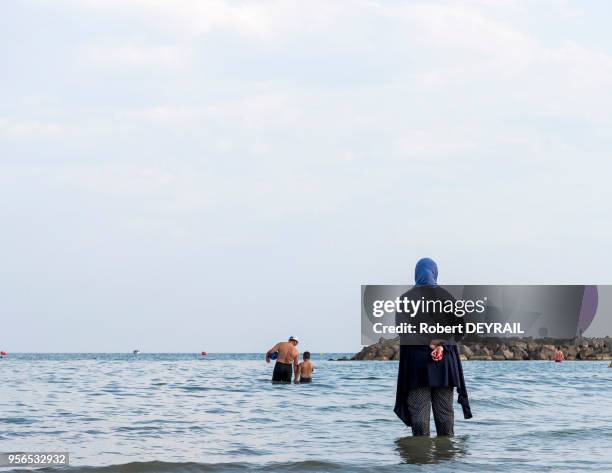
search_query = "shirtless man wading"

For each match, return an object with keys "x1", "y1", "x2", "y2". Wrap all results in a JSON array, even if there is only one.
[{"x1": 266, "y1": 336, "x2": 299, "y2": 384}]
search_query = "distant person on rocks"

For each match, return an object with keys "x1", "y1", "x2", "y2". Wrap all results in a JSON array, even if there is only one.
[
  {"x1": 266, "y1": 336, "x2": 299, "y2": 384},
  {"x1": 297, "y1": 351, "x2": 314, "y2": 383},
  {"x1": 554, "y1": 347, "x2": 565, "y2": 362},
  {"x1": 394, "y1": 258, "x2": 473, "y2": 436}
]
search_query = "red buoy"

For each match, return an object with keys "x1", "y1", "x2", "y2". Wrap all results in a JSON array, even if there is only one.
[
  {"x1": 0, "y1": 351, "x2": 7, "y2": 356},
  {"x1": 201, "y1": 351, "x2": 207, "y2": 356}
]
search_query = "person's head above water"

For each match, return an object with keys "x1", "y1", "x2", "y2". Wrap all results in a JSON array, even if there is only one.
[
  {"x1": 303, "y1": 351, "x2": 310, "y2": 360},
  {"x1": 414, "y1": 258, "x2": 438, "y2": 286},
  {"x1": 288, "y1": 336, "x2": 299, "y2": 346}
]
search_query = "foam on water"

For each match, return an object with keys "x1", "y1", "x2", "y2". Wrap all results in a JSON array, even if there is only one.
[{"x1": 1, "y1": 354, "x2": 611, "y2": 472}]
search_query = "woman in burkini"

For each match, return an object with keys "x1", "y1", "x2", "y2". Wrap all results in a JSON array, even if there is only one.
[{"x1": 394, "y1": 258, "x2": 472, "y2": 436}]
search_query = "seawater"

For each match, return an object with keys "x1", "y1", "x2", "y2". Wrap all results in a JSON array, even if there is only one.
[{"x1": 1, "y1": 354, "x2": 611, "y2": 472}]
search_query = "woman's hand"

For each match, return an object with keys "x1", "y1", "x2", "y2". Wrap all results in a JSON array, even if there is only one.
[{"x1": 431, "y1": 345, "x2": 444, "y2": 361}]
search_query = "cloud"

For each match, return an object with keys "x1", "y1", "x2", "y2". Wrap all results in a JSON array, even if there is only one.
[
  {"x1": 80, "y1": 44, "x2": 189, "y2": 68},
  {"x1": 0, "y1": 118, "x2": 64, "y2": 139},
  {"x1": 59, "y1": 0, "x2": 307, "y2": 38}
]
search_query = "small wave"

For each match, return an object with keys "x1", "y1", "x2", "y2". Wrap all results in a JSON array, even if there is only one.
[
  {"x1": 115, "y1": 425, "x2": 160, "y2": 432},
  {"x1": 242, "y1": 416, "x2": 276, "y2": 424},
  {"x1": 337, "y1": 376, "x2": 384, "y2": 380},
  {"x1": 27, "y1": 460, "x2": 348, "y2": 473},
  {"x1": 523, "y1": 425, "x2": 612, "y2": 440},
  {"x1": 473, "y1": 397, "x2": 542, "y2": 409},
  {"x1": 179, "y1": 386, "x2": 211, "y2": 392},
  {"x1": 319, "y1": 405, "x2": 341, "y2": 412},
  {"x1": 0, "y1": 417, "x2": 35, "y2": 425},
  {"x1": 133, "y1": 419, "x2": 190, "y2": 425}
]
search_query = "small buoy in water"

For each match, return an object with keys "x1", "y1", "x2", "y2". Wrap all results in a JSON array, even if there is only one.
[
  {"x1": 0, "y1": 351, "x2": 7, "y2": 357},
  {"x1": 201, "y1": 351, "x2": 207, "y2": 356}
]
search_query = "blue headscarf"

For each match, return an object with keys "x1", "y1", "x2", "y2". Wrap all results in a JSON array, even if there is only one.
[{"x1": 414, "y1": 257, "x2": 438, "y2": 286}]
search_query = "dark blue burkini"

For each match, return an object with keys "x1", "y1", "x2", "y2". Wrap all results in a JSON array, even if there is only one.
[{"x1": 394, "y1": 258, "x2": 472, "y2": 428}]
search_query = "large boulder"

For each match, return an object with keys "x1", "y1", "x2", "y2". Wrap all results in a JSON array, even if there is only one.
[
  {"x1": 577, "y1": 346, "x2": 594, "y2": 359},
  {"x1": 381, "y1": 346, "x2": 396, "y2": 359},
  {"x1": 363, "y1": 351, "x2": 376, "y2": 360},
  {"x1": 460, "y1": 345, "x2": 473, "y2": 358},
  {"x1": 391, "y1": 345, "x2": 400, "y2": 360},
  {"x1": 535, "y1": 349, "x2": 551, "y2": 360},
  {"x1": 536, "y1": 345, "x2": 556, "y2": 360},
  {"x1": 565, "y1": 345, "x2": 578, "y2": 357},
  {"x1": 512, "y1": 346, "x2": 529, "y2": 360},
  {"x1": 494, "y1": 349, "x2": 514, "y2": 360}
]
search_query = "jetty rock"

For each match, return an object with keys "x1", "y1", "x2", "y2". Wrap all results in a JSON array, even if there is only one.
[{"x1": 352, "y1": 337, "x2": 612, "y2": 361}]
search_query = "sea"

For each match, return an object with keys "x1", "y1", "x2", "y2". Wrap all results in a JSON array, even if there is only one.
[{"x1": 1, "y1": 354, "x2": 611, "y2": 472}]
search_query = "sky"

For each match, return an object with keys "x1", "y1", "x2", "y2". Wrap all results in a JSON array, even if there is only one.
[{"x1": 1, "y1": 0, "x2": 612, "y2": 352}]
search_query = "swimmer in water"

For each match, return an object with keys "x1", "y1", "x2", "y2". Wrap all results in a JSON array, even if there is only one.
[
  {"x1": 296, "y1": 351, "x2": 314, "y2": 383},
  {"x1": 266, "y1": 336, "x2": 299, "y2": 384},
  {"x1": 554, "y1": 347, "x2": 564, "y2": 362}
]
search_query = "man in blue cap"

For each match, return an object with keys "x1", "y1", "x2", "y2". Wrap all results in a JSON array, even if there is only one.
[{"x1": 266, "y1": 336, "x2": 300, "y2": 384}]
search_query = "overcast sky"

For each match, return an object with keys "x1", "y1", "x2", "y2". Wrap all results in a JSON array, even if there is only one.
[{"x1": 1, "y1": 0, "x2": 611, "y2": 352}]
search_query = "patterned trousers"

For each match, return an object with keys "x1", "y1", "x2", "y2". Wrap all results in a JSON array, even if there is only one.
[{"x1": 406, "y1": 387, "x2": 454, "y2": 436}]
